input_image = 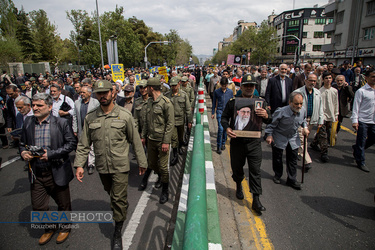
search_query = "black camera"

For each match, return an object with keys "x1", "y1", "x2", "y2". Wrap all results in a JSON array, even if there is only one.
[{"x1": 25, "y1": 145, "x2": 45, "y2": 157}]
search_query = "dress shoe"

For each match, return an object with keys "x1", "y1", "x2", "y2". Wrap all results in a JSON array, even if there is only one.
[
  {"x1": 321, "y1": 154, "x2": 329, "y2": 163},
  {"x1": 216, "y1": 148, "x2": 222, "y2": 155},
  {"x1": 39, "y1": 230, "x2": 55, "y2": 245},
  {"x1": 155, "y1": 175, "x2": 162, "y2": 189},
  {"x1": 286, "y1": 179, "x2": 302, "y2": 190},
  {"x1": 56, "y1": 231, "x2": 70, "y2": 244},
  {"x1": 273, "y1": 176, "x2": 281, "y2": 184},
  {"x1": 310, "y1": 143, "x2": 320, "y2": 152},
  {"x1": 87, "y1": 165, "x2": 94, "y2": 175},
  {"x1": 2, "y1": 145, "x2": 9, "y2": 149},
  {"x1": 236, "y1": 182, "x2": 244, "y2": 200},
  {"x1": 304, "y1": 163, "x2": 312, "y2": 173},
  {"x1": 357, "y1": 164, "x2": 369, "y2": 173},
  {"x1": 221, "y1": 145, "x2": 226, "y2": 151},
  {"x1": 252, "y1": 195, "x2": 266, "y2": 213}
]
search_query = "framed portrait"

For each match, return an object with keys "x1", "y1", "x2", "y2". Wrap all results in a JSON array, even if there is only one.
[{"x1": 233, "y1": 98, "x2": 263, "y2": 138}]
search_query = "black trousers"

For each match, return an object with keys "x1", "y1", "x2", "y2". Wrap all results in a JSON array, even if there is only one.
[
  {"x1": 31, "y1": 170, "x2": 72, "y2": 232},
  {"x1": 272, "y1": 143, "x2": 298, "y2": 182},
  {"x1": 230, "y1": 138, "x2": 262, "y2": 195}
]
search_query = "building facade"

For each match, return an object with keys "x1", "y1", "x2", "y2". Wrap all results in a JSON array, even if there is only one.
[
  {"x1": 218, "y1": 20, "x2": 257, "y2": 52},
  {"x1": 273, "y1": 7, "x2": 332, "y2": 64},
  {"x1": 322, "y1": 0, "x2": 375, "y2": 66}
]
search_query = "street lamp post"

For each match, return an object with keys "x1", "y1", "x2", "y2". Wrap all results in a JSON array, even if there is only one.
[
  {"x1": 144, "y1": 41, "x2": 171, "y2": 69},
  {"x1": 95, "y1": 0, "x2": 105, "y2": 71},
  {"x1": 275, "y1": 35, "x2": 301, "y2": 65}
]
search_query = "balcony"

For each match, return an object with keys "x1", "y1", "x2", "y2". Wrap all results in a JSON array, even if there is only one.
[
  {"x1": 324, "y1": 1, "x2": 336, "y2": 17},
  {"x1": 321, "y1": 44, "x2": 334, "y2": 52},
  {"x1": 323, "y1": 23, "x2": 335, "y2": 33}
]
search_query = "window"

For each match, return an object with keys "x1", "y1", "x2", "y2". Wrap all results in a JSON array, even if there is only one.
[
  {"x1": 303, "y1": 32, "x2": 308, "y2": 38},
  {"x1": 367, "y1": 1, "x2": 375, "y2": 15},
  {"x1": 314, "y1": 31, "x2": 324, "y2": 38},
  {"x1": 334, "y1": 34, "x2": 342, "y2": 46},
  {"x1": 286, "y1": 45, "x2": 297, "y2": 53},
  {"x1": 328, "y1": 18, "x2": 334, "y2": 24},
  {"x1": 363, "y1": 27, "x2": 375, "y2": 40},
  {"x1": 303, "y1": 19, "x2": 309, "y2": 25},
  {"x1": 288, "y1": 20, "x2": 300, "y2": 26},
  {"x1": 301, "y1": 45, "x2": 306, "y2": 51},
  {"x1": 327, "y1": 32, "x2": 333, "y2": 38},
  {"x1": 313, "y1": 45, "x2": 322, "y2": 51},
  {"x1": 337, "y1": 11, "x2": 344, "y2": 23},
  {"x1": 315, "y1": 18, "x2": 326, "y2": 25}
]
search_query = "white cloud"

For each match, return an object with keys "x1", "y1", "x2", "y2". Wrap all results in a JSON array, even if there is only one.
[{"x1": 13, "y1": 0, "x2": 329, "y2": 56}]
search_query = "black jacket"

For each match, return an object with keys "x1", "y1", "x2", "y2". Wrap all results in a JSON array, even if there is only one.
[
  {"x1": 20, "y1": 115, "x2": 77, "y2": 186},
  {"x1": 265, "y1": 75, "x2": 293, "y2": 114}
]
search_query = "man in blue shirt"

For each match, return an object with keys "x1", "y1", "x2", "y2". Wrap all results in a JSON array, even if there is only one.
[
  {"x1": 265, "y1": 92, "x2": 309, "y2": 190},
  {"x1": 212, "y1": 77, "x2": 233, "y2": 154}
]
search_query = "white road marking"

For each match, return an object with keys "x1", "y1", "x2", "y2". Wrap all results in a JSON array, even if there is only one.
[
  {"x1": 0, "y1": 156, "x2": 21, "y2": 169},
  {"x1": 122, "y1": 173, "x2": 157, "y2": 250}
]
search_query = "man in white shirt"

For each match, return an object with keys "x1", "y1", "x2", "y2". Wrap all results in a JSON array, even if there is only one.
[
  {"x1": 50, "y1": 84, "x2": 75, "y2": 118},
  {"x1": 351, "y1": 68, "x2": 375, "y2": 172},
  {"x1": 310, "y1": 72, "x2": 338, "y2": 163}
]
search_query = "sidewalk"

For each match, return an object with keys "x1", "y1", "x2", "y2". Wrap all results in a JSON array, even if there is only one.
[{"x1": 206, "y1": 95, "x2": 274, "y2": 250}]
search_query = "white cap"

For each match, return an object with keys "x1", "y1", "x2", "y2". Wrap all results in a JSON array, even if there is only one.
[{"x1": 115, "y1": 79, "x2": 124, "y2": 86}]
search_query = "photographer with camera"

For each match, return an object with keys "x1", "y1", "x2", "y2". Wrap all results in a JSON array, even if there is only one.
[{"x1": 20, "y1": 93, "x2": 77, "y2": 246}]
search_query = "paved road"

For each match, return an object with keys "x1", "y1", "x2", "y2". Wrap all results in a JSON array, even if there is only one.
[
  {"x1": 207, "y1": 96, "x2": 375, "y2": 250},
  {"x1": 0, "y1": 146, "x2": 185, "y2": 249},
  {"x1": 0, "y1": 97, "x2": 374, "y2": 250}
]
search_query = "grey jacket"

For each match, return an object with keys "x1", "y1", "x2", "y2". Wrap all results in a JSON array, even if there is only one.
[
  {"x1": 265, "y1": 105, "x2": 307, "y2": 150},
  {"x1": 73, "y1": 97, "x2": 100, "y2": 137},
  {"x1": 293, "y1": 86, "x2": 324, "y2": 125}
]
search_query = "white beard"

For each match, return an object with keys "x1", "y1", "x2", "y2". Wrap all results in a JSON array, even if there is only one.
[{"x1": 235, "y1": 115, "x2": 250, "y2": 130}]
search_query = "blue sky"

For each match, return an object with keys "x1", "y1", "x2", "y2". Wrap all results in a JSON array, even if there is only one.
[{"x1": 13, "y1": 0, "x2": 330, "y2": 56}]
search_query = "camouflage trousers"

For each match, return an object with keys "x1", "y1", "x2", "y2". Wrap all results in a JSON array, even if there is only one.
[{"x1": 311, "y1": 121, "x2": 332, "y2": 155}]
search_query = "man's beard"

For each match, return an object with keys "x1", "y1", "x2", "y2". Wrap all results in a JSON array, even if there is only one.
[{"x1": 236, "y1": 116, "x2": 250, "y2": 130}]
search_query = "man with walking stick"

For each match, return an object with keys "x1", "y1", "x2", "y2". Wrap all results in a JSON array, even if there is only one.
[{"x1": 265, "y1": 92, "x2": 310, "y2": 190}]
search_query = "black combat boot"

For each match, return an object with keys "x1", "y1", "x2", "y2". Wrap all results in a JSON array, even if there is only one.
[
  {"x1": 178, "y1": 146, "x2": 183, "y2": 155},
  {"x1": 236, "y1": 182, "x2": 244, "y2": 200},
  {"x1": 155, "y1": 174, "x2": 162, "y2": 189},
  {"x1": 113, "y1": 221, "x2": 123, "y2": 250},
  {"x1": 252, "y1": 194, "x2": 266, "y2": 214},
  {"x1": 170, "y1": 148, "x2": 178, "y2": 166},
  {"x1": 138, "y1": 168, "x2": 152, "y2": 191},
  {"x1": 159, "y1": 182, "x2": 169, "y2": 204}
]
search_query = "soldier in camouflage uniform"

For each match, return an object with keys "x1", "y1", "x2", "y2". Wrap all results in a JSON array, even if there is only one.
[
  {"x1": 74, "y1": 80, "x2": 147, "y2": 250},
  {"x1": 180, "y1": 76, "x2": 195, "y2": 141},
  {"x1": 141, "y1": 77, "x2": 175, "y2": 204},
  {"x1": 165, "y1": 77, "x2": 192, "y2": 166},
  {"x1": 134, "y1": 80, "x2": 156, "y2": 191}
]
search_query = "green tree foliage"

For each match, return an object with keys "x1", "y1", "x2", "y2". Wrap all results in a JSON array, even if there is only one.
[
  {"x1": 0, "y1": 0, "x2": 18, "y2": 38},
  {"x1": 16, "y1": 8, "x2": 36, "y2": 61},
  {"x1": 212, "y1": 21, "x2": 277, "y2": 65},
  {"x1": 29, "y1": 9, "x2": 58, "y2": 62},
  {"x1": 0, "y1": 36, "x2": 23, "y2": 64}
]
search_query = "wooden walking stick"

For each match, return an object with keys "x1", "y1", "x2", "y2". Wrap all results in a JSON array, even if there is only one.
[{"x1": 301, "y1": 134, "x2": 307, "y2": 183}]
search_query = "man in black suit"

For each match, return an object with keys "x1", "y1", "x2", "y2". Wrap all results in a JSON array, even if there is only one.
[
  {"x1": 20, "y1": 93, "x2": 77, "y2": 246},
  {"x1": 265, "y1": 64, "x2": 293, "y2": 114},
  {"x1": 292, "y1": 63, "x2": 312, "y2": 90}
]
